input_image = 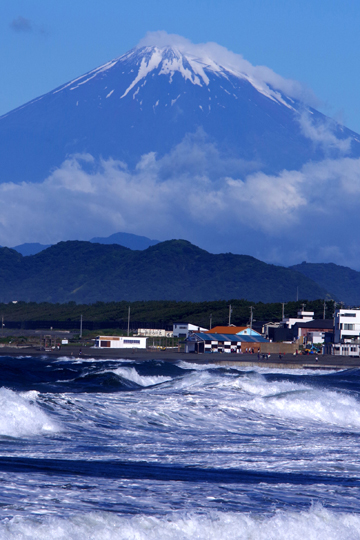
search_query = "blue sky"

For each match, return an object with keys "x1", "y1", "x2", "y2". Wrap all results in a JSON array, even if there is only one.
[{"x1": 1, "y1": 0, "x2": 360, "y2": 133}]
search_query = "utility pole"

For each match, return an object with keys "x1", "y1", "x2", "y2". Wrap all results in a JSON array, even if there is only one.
[
  {"x1": 228, "y1": 305, "x2": 232, "y2": 326},
  {"x1": 127, "y1": 306, "x2": 130, "y2": 337},
  {"x1": 323, "y1": 300, "x2": 326, "y2": 320},
  {"x1": 80, "y1": 314, "x2": 83, "y2": 339},
  {"x1": 296, "y1": 287, "x2": 299, "y2": 302},
  {"x1": 209, "y1": 313, "x2": 212, "y2": 330},
  {"x1": 250, "y1": 306, "x2": 254, "y2": 331},
  {"x1": 1, "y1": 315, "x2": 3, "y2": 335},
  {"x1": 281, "y1": 303, "x2": 285, "y2": 321}
]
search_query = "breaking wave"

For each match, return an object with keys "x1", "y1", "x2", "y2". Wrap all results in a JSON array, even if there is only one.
[
  {"x1": 1, "y1": 506, "x2": 360, "y2": 540},
  {"x1": 0, "y1": 387, "x2": 59, "y2": 437}
]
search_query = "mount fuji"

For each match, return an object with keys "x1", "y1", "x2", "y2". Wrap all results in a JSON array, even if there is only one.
[
  {"x1": 1, "y1": 32, "x2": 360, "y2": 268},
  {"x1": 1, "y1": 35, "x2": 359, "y2": 184}
]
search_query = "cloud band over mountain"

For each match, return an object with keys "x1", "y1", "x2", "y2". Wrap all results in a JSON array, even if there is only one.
[
  {"x1": 1, "y1": 32, "x2": 360, "y2": 269},
  {"x1": 1, "y1": 131, "x2": 360, "y2": 269}
]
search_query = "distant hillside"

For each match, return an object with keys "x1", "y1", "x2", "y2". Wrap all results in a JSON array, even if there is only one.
[
  {"x1": 0, "y1": 240, "x2": 327, "y2": 304},
  {"x1": 291, "y1": 262, "x2": 360, "y2": 305},
  {"x1": 90, "y1": 232, "x2": 159, "y2": 250},
  {"x1": 9, "y1": 232, "x2": 160, "y2": 256},
  {"x1": 12, "y1": 243, "x2": 52, "y2": 256}
]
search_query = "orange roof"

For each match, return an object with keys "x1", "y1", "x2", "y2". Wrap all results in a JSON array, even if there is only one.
[{"x1": 206, "y1": 326, "x2": 247, "y2": 334}]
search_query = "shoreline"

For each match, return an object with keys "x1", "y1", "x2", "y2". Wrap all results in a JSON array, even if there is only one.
[{"x1": 0, "y1": 345, "x2": 359, "y2": 370}]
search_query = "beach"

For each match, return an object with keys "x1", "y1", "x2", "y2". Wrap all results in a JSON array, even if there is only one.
[{"x1": 0, "y1": 344, "x2": 359, "y2": 370}]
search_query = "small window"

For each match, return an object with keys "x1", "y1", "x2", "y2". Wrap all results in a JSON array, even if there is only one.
[{"x1": 344, "y1": 324, "x2": 355, "y2": 331}]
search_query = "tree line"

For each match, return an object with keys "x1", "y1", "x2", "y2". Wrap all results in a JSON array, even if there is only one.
[{"x1": 0, "y1": 299, "x2": 335, "y2": 329}]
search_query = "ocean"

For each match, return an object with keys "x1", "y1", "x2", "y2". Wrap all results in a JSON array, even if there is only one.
[{"x1": 0, "y1": 355, "x2": 359, "y2": 538}]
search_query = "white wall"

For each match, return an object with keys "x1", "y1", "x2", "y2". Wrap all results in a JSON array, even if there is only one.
[
  {"x1": 334, "y1": 309, "x2": 360, "y2": 343},
  {"x1": 173, "y1": 324, "x2": 208, "y2": 338},
  {"x1": 95, "y1": 336, "x2": 147, "y2": 349}
]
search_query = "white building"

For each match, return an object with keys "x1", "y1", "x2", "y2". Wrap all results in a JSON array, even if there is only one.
[
  {"x1": 332, "y1": 343, "x2": 360, "y2": 356},
  {"x1": 305, "y1": 331, "x2": 325, "y2": 345},
  {"x1": 94, "y1": 336, "x2": 147, "y2": 349},
  {"x1": 136, "y1": 328, "x2": 173, "y2": 337},
  {"x1": 283, "y1": 311, "x2": 314, "y2": 329},
  {"x1": 334, "y1": 309, "x2": 360, "y2": 343},
  {"x1": 173, "y1": 323, "x2": 208, "y2": 338}
]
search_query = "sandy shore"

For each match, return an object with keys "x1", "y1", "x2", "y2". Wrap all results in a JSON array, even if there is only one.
[{"x1": 0, "y1": 345, "x2": 358, "y2": 370}]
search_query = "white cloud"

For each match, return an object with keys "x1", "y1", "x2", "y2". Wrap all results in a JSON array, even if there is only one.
[
  {"x1": 1, "y1": 137, "x2": 360, "y2": 268},
  {"x1": 137, "y1": 31, "x2": 319, "y2": 106},
  {"x1": 297, "y1": 111, "x2": 352, "y2": 154}
]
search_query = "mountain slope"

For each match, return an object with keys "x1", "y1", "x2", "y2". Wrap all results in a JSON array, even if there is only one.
[
  {"x1": 290, "y1": 262, "x2": 360, "y2": 305},
  {"x1": 9, "y1": 233, "x2": 160, "y2": 256},
  {"x1": 1, "y1": 44, "x2": 359, "y2": 184},
  {"x1": 0, "y1": 240, "x2": 327, "y2": 304},
  {"x1": 12, "y1": 243, "x2": 52, "y2": 257},
  {"x1": 90, "y1": 232, "x2": 159, "y2": 250}
]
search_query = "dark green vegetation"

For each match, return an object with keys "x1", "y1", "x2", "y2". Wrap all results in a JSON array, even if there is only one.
[
  {"x1": 0, "y1": 240, "x2": 328, "y2": 304},
  {"x1": 0, "y1": 299, "x2": 335, "y2": 328},
  {"x1": 291, "y1": 262, "x2": 360, "y2": 306}
]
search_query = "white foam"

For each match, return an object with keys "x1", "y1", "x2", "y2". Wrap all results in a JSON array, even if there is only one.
[
  {"x1": 112, "y1": 367, "x2": 172, "y2": 387},
  {"x1": 227, "y1": 374, "x2": 360, "y2": 429},
  {"x1": 0, "y1": 388, "x2": 59, "y2": 437},
  {"x1": 175, "y1": 364, "x2": 360, "y2": 430},
  {"x1": 1, "y1": 506, "x2": 360, "y2": 540},
  {"x1": 177, "y1": 360, "x2": 338, "y2": 376}
]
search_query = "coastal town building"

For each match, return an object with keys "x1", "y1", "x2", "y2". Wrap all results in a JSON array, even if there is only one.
[
  {"x1": 264, "y1": 311, "x2": 316, "y2": 342},
  {"x1": 206, "y1": 326, "x2": 262, "y2": 337},
  {"x1": 334, "y1": 309, "x2": 360, "y2": 343},
  {"x1": 282, "y1": 310, "x2": 314, "y2": 329},
  {"x1": 136, "y1": 328, "x2": 173, "y2": 337},
  {"x1": 185, "y1": 332, "x2": 268, "y2": 354},
  {"x1": 94, "y1": 335, "x2": 147, "y2": 349},
  {"x1": 330, "y1": 342, "x2": 360, "y2": 356},
  {"x1": 173, "y1": 323, "x2": 208, "y2": 338},
  {"x1": 207, "y1": 326, "x2": 246, "y2": 334},
  {"x1": 292, "y1": 319, "x2": 334, "y2": 343}
]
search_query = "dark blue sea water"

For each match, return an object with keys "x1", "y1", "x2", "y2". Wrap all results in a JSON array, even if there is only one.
[{"x1": 0, "y1": 355, "x2": 360, "y2": 538}]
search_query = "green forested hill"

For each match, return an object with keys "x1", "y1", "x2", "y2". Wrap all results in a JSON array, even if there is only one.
[
  {"x1": 290, "y1": 262, "x2": 360, "y2": 306},
  {"x1": 0, "y1": 239, "x2": 328, "y2": 303}
]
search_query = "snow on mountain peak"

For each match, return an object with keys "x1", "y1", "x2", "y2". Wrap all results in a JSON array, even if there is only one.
[
  {"x1": 133, "y1": 31, "x2": 318, "y2": 106},
  {"x1": 49, "y1": 31, "x2": 317, "y2": 111},
  {"x1": 119, "y1": 42, "x2": 291, "y2": 108}
]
